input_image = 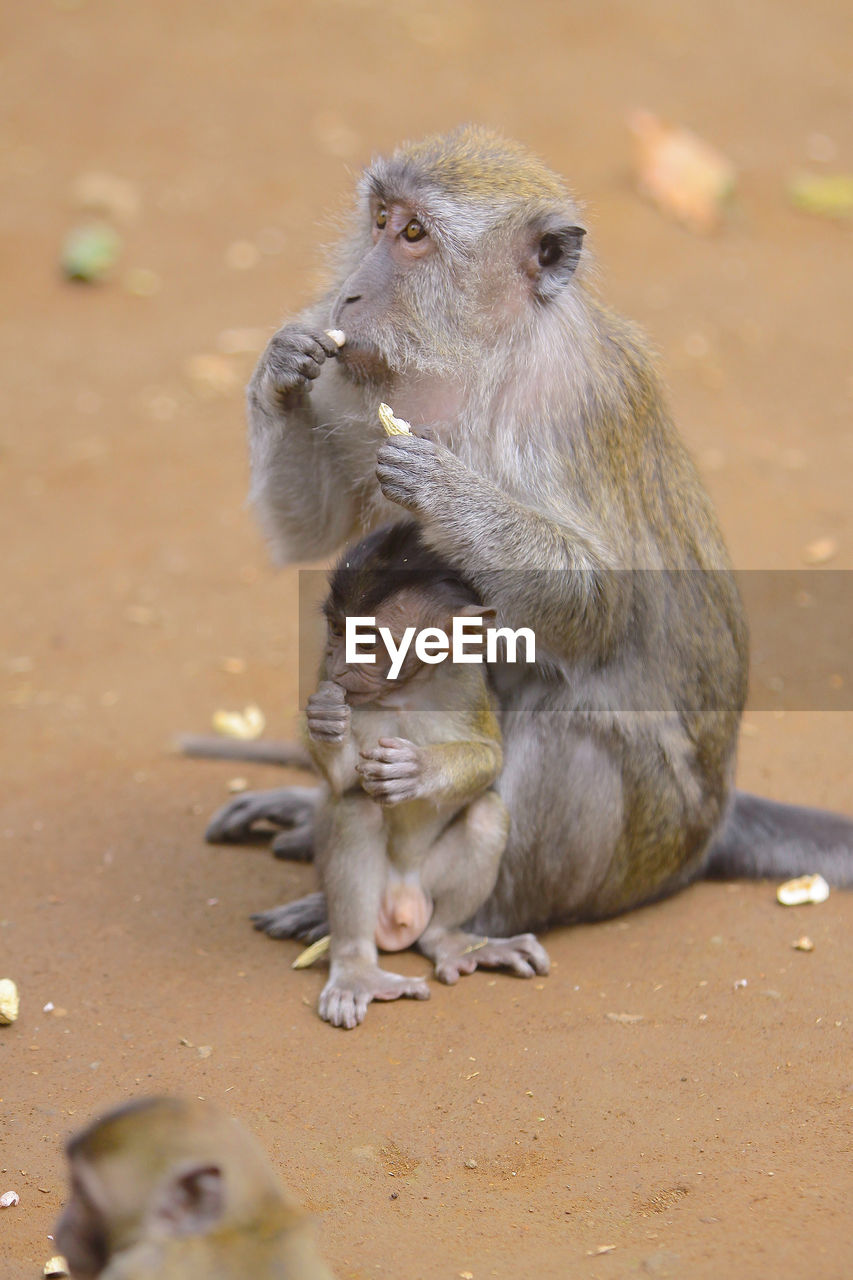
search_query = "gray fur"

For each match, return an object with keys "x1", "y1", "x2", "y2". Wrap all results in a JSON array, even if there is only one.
[{"x1": 215, "y1": 127, "x2": 852, "y2": 931}]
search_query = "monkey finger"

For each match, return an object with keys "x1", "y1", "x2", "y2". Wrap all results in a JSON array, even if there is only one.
[
  {"x1": 357, "y1": 758, "x2": 419, "y2": 779},
  {"x1": 315, "y1": 680, "x2": 347, "y2": 702}
]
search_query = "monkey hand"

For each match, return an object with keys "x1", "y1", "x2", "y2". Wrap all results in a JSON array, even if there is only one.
[
  {"x1": 306, "y1": 681, "x2": 351, "y2": 743},
  {"x1": 319, "y1": 960, "x2": 430, "y2": 1028},
  {"x1": 376, "y1": 434, "x2": 473, "y2": 516},
  {"x1": 357, "y1": 737, "x2": 423, "y2": 804},
  {"x1": 254, "y1": 324, "x2": 342, "y2": 406}
]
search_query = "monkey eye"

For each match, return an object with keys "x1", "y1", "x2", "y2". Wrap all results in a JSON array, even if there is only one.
[
  {"x1": 375, "y1": 208, "x2": 388, "y2": 230},
  {"x1": 328, "y1": 620, "x2": 344, "y2": 639},
  {"x1": 538, "y1": 233, "x2": 563, "y2": 268},
  {"x1": 403, "y1": 219, "x2": 426, "y2": 242}
]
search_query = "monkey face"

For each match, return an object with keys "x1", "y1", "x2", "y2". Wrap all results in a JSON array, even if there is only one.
[{"x1": 53, "y1": 1173, "x2": 110, "y2": 1278}]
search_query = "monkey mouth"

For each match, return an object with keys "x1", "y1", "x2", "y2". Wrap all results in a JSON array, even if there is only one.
[{"x1": 336, "y1": 341, "x2": 391, "y2": 385}]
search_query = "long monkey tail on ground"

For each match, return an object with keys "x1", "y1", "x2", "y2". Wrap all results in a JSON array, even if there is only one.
[
  {"x1": 703, "y1": 790, "x2": 853, "y2": 885},
  {"x1": 177, "y1": 734, "x2": 316, "y2": 771}
]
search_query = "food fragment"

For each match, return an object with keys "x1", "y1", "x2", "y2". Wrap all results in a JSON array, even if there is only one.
[
  {"x1": 803, "y1": 536, "x2": 838, "y2": 565},
  {"x1": 606, "y1": 1011, "x2": 644, "y2": 1024},
  {"x1": 793, "y1": 936, "x2": 815, "y2": 952},
  {"x1": 0, "y1": 1190, "x2": 20, "y2": 1207},
  {"x1": 0, "y1": 979, "x2": 20, "y2": 1025},
  {"x1": 61, "y1": 222, "x2": 122, "y2": 281},
  {"x1": 292, "y1": 935, "x2": 331, "y2": 969},
  {"x1": 378, "y1": 403, "x2": 413, "y2": 436},
  {"x1": 44, "y1": 1258, "x2": 71, "y2": 1279},
  {"x1": 464, "y1": 1159, "x2": 478, "y2": 1169},
  {"x1": 588, "y1": 1245, "x2": 616, "y2": 1256},
  {"x1": 788, "y1": 173, "x2": 853, "y2": 219},
  {"x1": 211, "y1": 704, "x2": 266, "y2": 740},
  {"x1": 777, "y1": 874, "x2": 830, "y2": 906},
  {"x1": 628, "y1": 109, "x2": 735, "y2": 233},
  {"x1": 197, "y1": 1045, "x2": 212, "y2": 1059},
  {"x1": 733, "y1": 978, "x2": 748, "y2": 989},
  {"x1": 324, "y1": 328, "x2": 346, "y2": 347},
  {"x1": 227, "y1": 777, "x2": 249, "y2": 793}
]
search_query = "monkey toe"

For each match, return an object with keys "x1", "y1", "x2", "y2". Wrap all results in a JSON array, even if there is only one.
[
  {"x1": 251, "y1": 893, "x2": 328, "y2": 940},
  {"x1": 318, "y1": 969, "x2": 430, "y2": 1027},
  {"x1": 271, "y1": 822, "x2": 314, "y2": 861},
  {"x1": 205, "y1": 786, "x2": 321, "y2": 846}
]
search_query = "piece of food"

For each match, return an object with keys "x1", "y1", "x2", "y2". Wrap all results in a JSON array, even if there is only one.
[
  {"x1": 776, "y1": 874, "x2": 830, "y2": 906},
  {"x1": 628, "y1": 109, "x2": 735, "y2": 234},
  {"x1": 0, "y1": 1190, "x2": 19, "y2": 1207},
  {"x1": 793, "y1": 936, "x2": 815, "y2": 952},
  {"x1": 60, "y1": 222, "x2": 122, "y2": 282},
  {"x1": 291, "y1": 935, "x2": 331, "y2": 969},
  {"x1": 378, "y1": 403, "x2": 413, "y2": 436},
  {"x1": 211, "y1": 704, "x2": 266, "y2": 740},
  {"x1": 44, "y1": 1258, "x2": 71, "y2": 1279},
  {"x1": 788, "y1": 173, "x2": 853, "y2": 219},
  {"x1": 324, "y1": 328, "x2": 346, "y2": 347},
  {"x1": 0, "y1": 979, "x2": 19, "y2": 1025}
]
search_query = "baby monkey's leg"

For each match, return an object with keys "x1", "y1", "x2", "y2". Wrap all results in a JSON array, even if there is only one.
[
  {"x1": 417, "y1": 791, "x2": 550, "y2": 983},
  {"x1": 318, "y1": 794, "x2": 430, "y2": 1029}
]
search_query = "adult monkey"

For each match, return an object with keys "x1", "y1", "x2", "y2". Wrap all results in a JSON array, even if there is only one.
[{"x1": 209, "y1": 126, "x2": 853, "y2": 934}]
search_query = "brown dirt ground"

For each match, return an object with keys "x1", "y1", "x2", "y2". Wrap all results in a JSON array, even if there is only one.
[{"x1": 1, "y1": 2, "x2": 852, "y2": 1277}]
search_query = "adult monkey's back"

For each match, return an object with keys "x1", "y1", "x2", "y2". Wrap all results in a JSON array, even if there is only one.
[{"x1": 210, "y1": 126, "x2": 853, "y2": 933}]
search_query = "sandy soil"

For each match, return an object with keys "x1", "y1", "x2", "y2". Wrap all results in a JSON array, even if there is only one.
[{"x1": 1, "y1": 3, "x2": 851, "y2": 1277}]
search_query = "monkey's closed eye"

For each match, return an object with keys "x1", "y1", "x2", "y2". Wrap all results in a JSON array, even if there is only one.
[{"x1": 403, "y1": 219, "x2": 426, "y2": 242}]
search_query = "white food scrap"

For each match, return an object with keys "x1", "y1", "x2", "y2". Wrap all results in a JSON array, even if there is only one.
[
  {"x1": 324, "y1": 328, "x2": 346, "y2": 347},
  {"x1": 211, "y1": 704, "x2": 266, "y2": 741},
  {"x1": 777, "y1": 874, "x2": 830, "y2": 906},
  {"x1": 793, "y1": 936, "x2": 815, "y2": 952},
  {"x1": 44, "y1": 1258, "x2": 71, "y2": 1279},
  {"x1": 378, "y1": 403, "x2": 413, "y2": 436},
  {"x1": 0, "y1": 979, "x2": 20, "y2": 1025},
  {"x1": 0, "y1": 1190, "x2": 20, "y2": 1208},
  {"x1": 292, "y1": 935, "x2": 331, "y2": 969}
]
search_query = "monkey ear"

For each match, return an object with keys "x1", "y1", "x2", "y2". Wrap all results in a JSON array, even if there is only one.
[
  {"x1": 150, "y1": 1163, "x2": 224, "y2": 1238},
  {"x1": 455, "y1": 604, "x2": 497, "y2": 624},
  {"x1": 524, "y1": 222, "x2": 586, "y2": 300}
]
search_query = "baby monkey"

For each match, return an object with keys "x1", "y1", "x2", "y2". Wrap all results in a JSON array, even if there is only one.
[{"x1": 253, "y1": 521, "x2": 549, "y2": 1028}]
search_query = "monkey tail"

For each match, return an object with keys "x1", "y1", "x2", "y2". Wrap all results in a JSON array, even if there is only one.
[
  {"x1": 703, "y1": 790, "x2": 853, "y2": 886},
  {"x1": 177, "y1": 735, "x2": 316, "y2": 771}
]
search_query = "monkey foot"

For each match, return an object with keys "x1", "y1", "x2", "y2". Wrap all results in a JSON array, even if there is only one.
[
  {"x1": 204, "y1": 785, "x2": 321, "y2": 859},
  {"x1": 251, "y1": 892, "x2": 329, "y2": 943},
  {"x1": 426, "y1": 931, "x2": 550, "y2": 985},
  {"x1": 319, "y1": 966, "x2": 430, "y2": 1029}
]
